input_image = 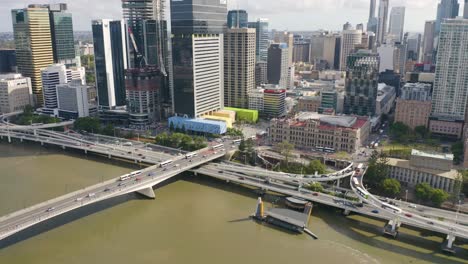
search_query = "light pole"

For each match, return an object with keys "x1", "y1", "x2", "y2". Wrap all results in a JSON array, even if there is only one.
[
  {"x1": 405, "y1": 189, "x2": 408, "y2": 203},
  {"x1": 455, "y1": 200, "x2": 461, "y2": 224}
]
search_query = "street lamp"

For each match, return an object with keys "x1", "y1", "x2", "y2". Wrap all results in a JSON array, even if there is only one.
[
  {"x1": 405, "y1": 189, "x2": 408, "y2": 203},
  {"x1": 455, "y1": 200, "x2": 461, "y2": 224}
]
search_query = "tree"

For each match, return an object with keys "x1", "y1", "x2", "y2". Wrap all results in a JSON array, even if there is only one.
[
  {"x1": 414, "y1": 126, "x2": 430, "y2": 139},
  {"x1": 415, "y1": 183, "x2": 433, "y2": 201},
  {"x1": 307, "y1": 182, "x2": 324, "y2": 192},
  {"x1": 381, "y1": 179, "x2": 401, "y2": 197},
  {"x1": 169, "y1": 122, "x2": 175, "y2": 132},
  {"x1": 451, "y1": 141, "x2": 464, "y2": 165},
  {"x1": 305, "y1": 160, "x2": 326, "y2": 175},
  {"x1": 390, "y1": 122, "x2": 411, "y2": 143},
  {"x1": 101, "y1": 124, "x2": 114, "y2": 136},
  {"x1": 364, "y1": 151, "x2": 389, "y2": 189},
  {"x1": 73, "y1": 117, "x2": 100, "y2": 133},
  {"x1": 239, "y1": 139, "x2": 246, "y2": 152},
  {"x1": 275, "y1": 141, "x2": 294, "y2": 163},
  {"x1": 431, "y1": 189, "x2": 449, "y2": 207}
]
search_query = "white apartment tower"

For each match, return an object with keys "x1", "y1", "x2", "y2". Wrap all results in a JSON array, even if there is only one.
[
  {"x1": 431, "y1": 19, "x2": 468, "y2": 122},
  {"x1": 224, "y1": 28, "x2": 256, "y2": 109}
]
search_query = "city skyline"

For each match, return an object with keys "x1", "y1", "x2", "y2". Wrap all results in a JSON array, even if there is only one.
[{"x1": 0, "y1": 0, "x2": 467, "y2": 33}]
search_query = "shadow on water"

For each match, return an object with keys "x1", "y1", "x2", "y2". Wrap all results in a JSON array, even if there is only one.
[
  {"x1": 185, "y1": 173, "x2": 468, "y2": 263},
  {"x1": 0, "y1": 175, "x2": 185, "y2": 251},
  {"x1": 228, "y1": 217, "x2": 251, "y2": 223}
]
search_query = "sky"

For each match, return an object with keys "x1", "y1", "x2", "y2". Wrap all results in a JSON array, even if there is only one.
[{"x1": 0, "y1": 0, "x2": 465, "y2": 33}]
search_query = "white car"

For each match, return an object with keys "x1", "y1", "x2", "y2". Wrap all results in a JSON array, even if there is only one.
[{"x1": 408, "y1": 204, "x2": 417, "y2": 209}]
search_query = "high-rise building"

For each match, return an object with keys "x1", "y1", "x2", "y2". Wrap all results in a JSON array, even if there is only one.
[
  {"x1": 343, "y1": 22, "x2": 353, "y2": 31},
  {"x1": 422, "y1": 21, "x2": 436, "y2": 64},
  {"x1": 344, "y1": 50, "x2": 380, "y2": 116},
  {"x1": 376, "y1": 0, "x2": 389, "y2": 46},
  {"x1": 224, "y1": 28, "x2": 256, "y2": 109},
  {"x1": 255, "y1": 61, "x2": 268, "y2": 86},
  {"x1": 0, "y1": 50, "x2": 17, "y2": 73},
  {"x1": 369, "y1": 0, "x2": 376, "y2": 21},
  {"x1": 263, "y1": 88, "x2": 286, "y2": 117},
  {"x1": 465, "y1": 0, "x2": 468, "y2": 18},
  {"x1": 0, "y1": 74, "x2": 33, "y2": 114},
  {"x1": 406, "y1": 34, "x2": 421, "y2": 61},
  {"x1": 388, "y1": 7, "x2": 406, "y2": 42},
  {"x1": 309, "y1": 34, "x2": 326, "y2": 63},
  {"x1": 435, "y1": 0, "x2": 460, "y2": 34},
  {"x1": 293, "y1": 42, "x2": 310, "y2": 63},
  {"x1": 430, "y1": 19, "x2": 468, "y2": 138},
  {"x1": 56, "y1": 80, "x2": 92, "y2": 119},
  {"x1": 340, "y1": 30, "x2": 362, "y2": 71},
  {"x1": 171, "y1": 0, "x2": 226, "y2": 118},
  {"x1": 323, "y1": 35, "x2": 340, "y2": 70},
  {"x1": 12, "y1": 7, "x2": 54, "y2": 106},
  {"x1": 47, "y1": 4, "x2": 76, "y2": 66},
  {"x1": 248, "y1": 18, "x2": 269, "y2": 62},
  {"x1": 274, "y1": 31, "x2": 294, "y2": 66},
  {"x1": 227, "y1": 10, "x2": 248, "y2": 28},
  {"x1": 41, "y1": 64, "x2": 84, "y2": 111},
  {"x1": 125, "y1": 67, "x2": 164, "y2": 125},
  {"x1": 92, "y1": 19, "x2": 128, "y2": 110},
  {"x1": 267, "y1": 43, "x2": 289, "y2": 88}
]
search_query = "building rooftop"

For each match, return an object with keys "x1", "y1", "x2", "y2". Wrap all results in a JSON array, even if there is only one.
[
  {"x1": 411, "y1": 149, "x2": 454, "y2": 161},
  {"x1": 266, "y1": 208, "x2": 308, "y2": 228},
  {"x1": 290, "y1": 112, "x2": 368, "y2": 130},
  {"x1": 387, "y1": 158, "x2": 458, "y2": 180}
]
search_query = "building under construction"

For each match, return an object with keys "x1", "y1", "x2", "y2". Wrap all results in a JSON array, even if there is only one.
[{"x1": 125, "y1": 67, "x2": 165, "y2": 126}]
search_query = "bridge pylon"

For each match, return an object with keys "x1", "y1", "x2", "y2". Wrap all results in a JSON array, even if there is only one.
[
  {"x1": 136, "y1": 187, "x2": 156, "y2": 199},
  {"x1": 383, "y1": 218, "x2": 400, "y2": 238},
  {"x1": 442, "y1": 234, "x2": 457, "y2": 253}
]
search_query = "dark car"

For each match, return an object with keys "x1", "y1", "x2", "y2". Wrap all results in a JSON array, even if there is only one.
[
  {"x1": 104, "y1": 188, "x2": 111, "y2": 192},
  {"x1": 372, "y1": 209, "x2": 379, "y2": 214}
]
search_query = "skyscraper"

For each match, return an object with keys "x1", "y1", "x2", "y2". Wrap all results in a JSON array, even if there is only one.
[
  {"x1": 340, "y1": 30, "x2": 362, "y2": 71},
  {"x1": 92, "y1": 19, "x2": 128, "y2": 110},
  {"x1": 435, "y1": 0, "x2": 460, "y2": 34},
  {"x1": 376, "y1": 0, "x2": 389, "y2": 46},
  {"x1": 422, "y1": 21, "x2": 436, "y2": 64},
  {"x1": 227, "y1": 10, "x2": 248, "y2": 28},
  {"x1": 171, "y1": 0, "x2": 226, "y2": 118},
  {"x1": 367, "y1": 0, "x2": 378, "y2": 34},
  {"x1": 267, "y1": 44, "x2": 289, "y2": 88},
  {"x1": 388, "y1": 7, "x2": 406, "y2": 42},
  {"x1": 430, "y1": 19, "x2": 468, "y2": 137},
  {"x1": 248, "y1": 19, "x2": 269, "y2": 63},
  {"x1": 406, "y1": 33, "x2": 421, "y2": 61},
  {"x1": 274, "y1": 31, "x2": 294, "y2": 66},
  {"x1": 344, "y1": 50, "x2": 380, "y2": 116},
  {"x1": 224, "y1": 28, "x2": 256, "y2": 109},
  {"x1": 465, "y1": 0, "x2": 468, "y2": 18},
  {"x1": 12, "y1": 7, "x2": 54, "y2": 106},
  {"x1": 121, "y1": 0, "x2": 172, "y2": 115},
  {"x1": 46, "y1": 4, "x2": 76, "y2": 66}
]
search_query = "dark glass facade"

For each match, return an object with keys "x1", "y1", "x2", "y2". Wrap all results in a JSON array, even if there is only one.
[
  {"x1": 227, "y1": 10, "x2": 248, "y2": 28},
  {"x1": 49, "y1": 10, "x2": 75, "y2": 63},
  {"x1": 92, "y1": 20, "x2": 127, "y2": 109},
  {"x1": 0, "y1": 50, "x2": 16, "y2": 72},
  {"x1": 171, "y1": 0, "x2": 227, "y2": 117},
  {"x1": 344, "y1": 51, "x2": 380, "y2": 116}
]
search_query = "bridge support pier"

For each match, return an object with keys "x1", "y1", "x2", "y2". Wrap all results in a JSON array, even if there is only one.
[
  {"x1": 84, "y1": 150, "x2": 87, "y2": 154},
  {"x1": 108, "y1": 154, "x2": 111, "y2": 159},
  {"x1": 62, "y1": 145, "x2": 66, "y2": 150},
  {"x1": 343, "y1": 209, "x2": 351, "y2": 216},
  {"x1": 136, "y1": 187, "x2": 155, "y2": 199},
  {"x1": 41, "y1": 141, "x2": 44, "y2": 146},
  {"x1": 383, "y1": 219, "x2": 400, "y2": 238},
  {"x1": 20, "y1": 138, "x2": 23, "y2": 143},
  {"x1": 7, "y1": 134, "x2": 11, "y2": 143},
  {"x1": 442, "y1": 234, "x2": 457, "y2": 254}
]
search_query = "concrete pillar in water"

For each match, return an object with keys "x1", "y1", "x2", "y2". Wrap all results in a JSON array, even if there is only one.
[
  {"x1": 304, "y1": 202, "x2": 313, "y2": 223},
  {"x1": 136, "y1": 187, "x2": 156, "y2": 199},
  {"x1": 442, "y1": 234, "x2": 456, "y2": 253}
]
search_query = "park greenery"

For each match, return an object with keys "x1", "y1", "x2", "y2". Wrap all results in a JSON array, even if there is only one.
[
  {"x1": 73, "y1": 117, "x2": 116, "y2": 137},
  {"x1": 306, "y1": 182, "x2": 324, "y2": 192},
  {"x1": 81, "y1": 55, "x2": 95, "y2": 85},
  {"x1": 451, "y1": 141, "x2": 464, "y2": 165},
  {"x1": 155, "y1": 132, "x2": 207, "y2": 151},
  {"x1": 414, "y1": 183, "x2": 449, "y2": 207},
  {"x1": 389, "y1": 122, "x2": 433, "y2": 144},
  {"x1": 363, "y1": 151, "x2": 404, "y2": 197},
  {"x1": 274, "y1": 160, "x2": 327, "y2": 175},
  {"x1": 14, "y1": 105, "x2": 60, "y2": 126},
  {"x1": 226, "y1": 128, "x2": 244, "y2": 137},
  {"x1": 237, "y1": 138, "x2": 256, "y2": 165}
]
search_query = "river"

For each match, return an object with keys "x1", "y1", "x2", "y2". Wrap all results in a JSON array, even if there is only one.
[{"x1": 0, "y1": 142, "x2": 466, "y2": 264}]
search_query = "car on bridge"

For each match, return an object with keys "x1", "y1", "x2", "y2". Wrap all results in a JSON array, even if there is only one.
[
  {"x1": 46, "y1": 207, "x2": 55, "y2": 212},
  {"x1": 372, "y1": 209, "x2": 379, "y2": 214},
  {"x1": 135, "y1": 177, "x2": 142, "y2": 182},
  {"x1": 104, "y1": 188, "x2": 111, "y2": 192}
]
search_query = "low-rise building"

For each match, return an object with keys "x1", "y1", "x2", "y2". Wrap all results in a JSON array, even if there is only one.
[
  {"x1": 0, "y1": 74, "x2": 33, "y2": 114},
  {"x1": 375, "y1": 84, "x2": 396, "y2": 116},
  {"x1": 248, "y1": 87, "x2": 286, "y2": 117},
  {"x1": 297, "y1": 96, "x2": 321, "y2": 112},
  {"x1": 394, "y1": 83, "x2": 432, "y2": 129},
  {"x1": 269, "y1": 112, "x2": 370, "y2": 153},
  {"x1": 387, "y1": 149, "x2": 458, "y2": 193}
]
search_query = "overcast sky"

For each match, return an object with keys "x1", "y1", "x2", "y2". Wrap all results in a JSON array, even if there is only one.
[{"x1": 0, "y1": 0, "x2": 465, "y2": 33}]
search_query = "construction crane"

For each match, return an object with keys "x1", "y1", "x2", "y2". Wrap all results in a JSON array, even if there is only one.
[{"x1": 127, "y1": 26, "x2": 148, "y2": 68}]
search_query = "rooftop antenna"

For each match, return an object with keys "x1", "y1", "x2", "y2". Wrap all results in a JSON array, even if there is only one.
[{"x1": 236, "y1": 0, "x2": 239, "y2": 28}]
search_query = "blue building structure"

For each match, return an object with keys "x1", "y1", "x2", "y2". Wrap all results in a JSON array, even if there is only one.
[{"x1": 169, "y1": 116, "x2": 227, "y2": 134}]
